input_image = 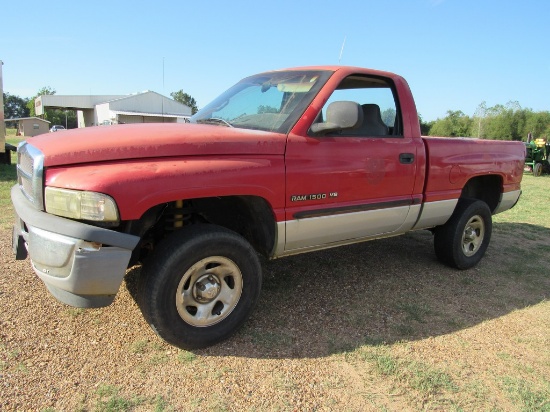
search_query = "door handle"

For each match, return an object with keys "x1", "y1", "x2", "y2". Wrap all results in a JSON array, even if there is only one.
[{"x1": 399, "y1": 153, "x2": 415, "y2": 164}]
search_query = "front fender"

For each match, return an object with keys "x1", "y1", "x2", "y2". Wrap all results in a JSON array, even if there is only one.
[{"x1": 45, "y1": 155, "x2": 286, "y2": 221}]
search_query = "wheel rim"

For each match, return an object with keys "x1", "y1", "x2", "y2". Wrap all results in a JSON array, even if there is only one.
[
  {"x1": 175, "y1": 256, "x2": 243, "y2": 327},
  {"x1": 461, "y1": 215, "x2": 485, "y2": 257}
]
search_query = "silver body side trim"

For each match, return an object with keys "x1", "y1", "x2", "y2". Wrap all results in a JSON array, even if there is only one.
[
  {"x1": 273, "y1": 204, "x2": 423, "y2": 258},
  {"x1": 493, "y1": 190, "x2": 521, "y2": 215},
  {"x1": 286, "y1": 206, "x2": 410, "y2": 251},
  {"x1": 274, "y1": 221, "x2": 286, "y2": 257},
  {"x1": 275, "y1": 229, "x2": 403, "y2": 258},
  {"x1": 398, "y1": 204, "x2": 422, "y2": 232},
  {"x1": 412, "y1": 199, "x2": 458, "y2": 230}
]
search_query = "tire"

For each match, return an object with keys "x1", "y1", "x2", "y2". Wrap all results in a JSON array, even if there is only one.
[
  {"x1": 434, "y1": 199, "x2": 492, "y2": 270},
  {"x1": 533, "y1": 162, "x2": 542, "y2": 177},
  {"x1": 138, "y1": 224, "x2": 262, "y2": 349}
]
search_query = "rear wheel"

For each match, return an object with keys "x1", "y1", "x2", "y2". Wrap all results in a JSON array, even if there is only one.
[
  {"x1": 138, "y1": 224, "x2": 262, "y2": 349},
  {"x1": 434, "y1": 199, "x2": 492, "y2": 269}
]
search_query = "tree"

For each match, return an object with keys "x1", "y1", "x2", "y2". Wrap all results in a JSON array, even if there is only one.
[
  {"x1": 257, "y1": 105, "x2": 278, "y2": 114},
  {"x1": 48, "y1": 110, "x2": 77, "y2": 129},
  {"x1": 425, "y1": 101, "x2": 550, "y2": 140},
  {"x1": 429, "y1": 110, "x2": 473, "y2": 137},
  {"x1": 170, "y1": 90, "x2": 198, "y2": 114},
  {"x1": 473, "y1": 101, "x2": 487, "y2": 138},
  {"x1": 418, "y1": 113, "x2": 432, "y2": 135},
  {"x1": 27, "y1": 86, "x2": 56, "y2": 117},
  {"x1": 381, "y1": 108, "x2": 396, "y2": 128},
  {"x1": 524, "y1": 111, "x2": 550, "y2": 139},
  {"x1": 483, "y1": 101, "x2": 525, "y2": 141},
  {"x1": 3, "y1": 92, "x2": 30, "y2": 121}
]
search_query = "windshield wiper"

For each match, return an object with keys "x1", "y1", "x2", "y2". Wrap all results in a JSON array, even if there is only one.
[{"x1": 195, "y1": 118, "x2": 233, "y2": 128}]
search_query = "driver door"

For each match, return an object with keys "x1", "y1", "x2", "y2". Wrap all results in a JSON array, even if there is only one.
[{"x1": 284, "y1": 74, "x2": 418, "y2": 252}]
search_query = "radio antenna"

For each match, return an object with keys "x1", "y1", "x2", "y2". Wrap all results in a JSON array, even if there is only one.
[
  {"x1": 338, "y1": 36, "x2": 347, "y2": 64},
  {"x1": 162, "y1": 57, "x2": 165, "y2": 120}
]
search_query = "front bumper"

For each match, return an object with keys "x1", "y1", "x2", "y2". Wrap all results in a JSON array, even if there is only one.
[{"x1": 11, "y1": 185, "x2": 140, "y2": 308}]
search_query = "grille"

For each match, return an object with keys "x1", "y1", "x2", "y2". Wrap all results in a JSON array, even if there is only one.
[{"x1": 17, "y1": 143, "x2": 45, "y2": 210}]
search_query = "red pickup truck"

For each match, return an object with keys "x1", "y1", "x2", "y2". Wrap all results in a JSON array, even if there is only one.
[{"x1": 12, "y1": 66, "x2": 524, "y2": 349}]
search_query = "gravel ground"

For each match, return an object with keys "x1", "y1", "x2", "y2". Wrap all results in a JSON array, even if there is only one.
[
  {"x1": 0, "y1": 227, "x2": 374, "y2": 411},
  {"x1": 1, "y1": 224, "x2": 549, "y2": 411}
]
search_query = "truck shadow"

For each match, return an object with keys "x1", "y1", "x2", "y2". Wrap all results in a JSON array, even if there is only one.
[{"x1": 126, "y1": 222, "x2": 550, "y2": 359}]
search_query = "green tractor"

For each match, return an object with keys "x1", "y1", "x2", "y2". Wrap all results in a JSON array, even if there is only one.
[{"x1": 525, "y1": 138, "x2": 550, "y2": 177}]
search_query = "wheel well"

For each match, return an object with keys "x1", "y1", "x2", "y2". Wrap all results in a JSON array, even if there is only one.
[
  {"x1": 460, "y1": 175, "x2": 502, "y2": 213},
  {"x1": 191, "y1": 196, "x2": 276, "y2": 256},
  {"x1": 127, "y1": 196, "x2": 277, "y2": 264}
]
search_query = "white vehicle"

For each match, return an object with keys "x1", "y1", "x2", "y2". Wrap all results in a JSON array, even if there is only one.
[{"x1": 49, "y1": 125, "x2": 66, "y2": 132}]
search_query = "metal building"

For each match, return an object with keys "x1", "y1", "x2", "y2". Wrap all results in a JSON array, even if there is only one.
[
  {"x1": 1, "y1": 60, "x2": 5, "y2": 158},
  {"x1": 35, "y1": 91, "x2": 192, "y2": 128},
  {"x1": 6, "y1": 117, "x2": 51, "y2": 137}
]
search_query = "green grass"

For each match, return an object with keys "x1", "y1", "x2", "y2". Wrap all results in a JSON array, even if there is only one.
[
  {"x1": 153, "y1": 395, "x2": 173, "y2": 412},
  {"x1": 177, "y1": 350, "x2": 197, "y2": 363},
  {"x1": 6, "y1": 131, "x2": 23, "y2": 164},
  {"x1": 358, "y1": 348, "x2": 458, "y2": 396},
  {"x1": 366, "y1": 351, "x2": 399, "y2": 376},
  {"x1": 494, "y1": 174, "x2": 550, "y2": 225},
  {"x1": 0, "y1": 161, "x2": 17, "y2": 229},
  {"x1": 395, "y1": 302, "x2": 432, "y2": 323},
  {"x1": 129, "y1": 339, "x2": 148, "y2": 354},
  {"x1": 79, "y1": 385, "x2": 176, "y2": 412},
  {"x1": 95, "y1": 385, "x2": 144, "y2": 412},
  {"x1": 0, "y1": 162, "x2": 16, "y2": 185},
  {"x1": 6, "y1": 127, "x2": 17, "y2": 137},
  {"x1": 502, "y1": 377, "x2": 550, "y2": 411},
  {"x1": 128, "y1": 339, "x2": 171, "y2": 366},
  {"x1": 149, "y1": 352, "x2": 169, "y2": 365},
  {"x1": 65, "y1": 308, "x2": 85, "y2": 318}
]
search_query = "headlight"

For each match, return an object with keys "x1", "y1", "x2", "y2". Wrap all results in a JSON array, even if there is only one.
[{"x1": 45, "y1": 187, "x2": 119, "y2": 222}]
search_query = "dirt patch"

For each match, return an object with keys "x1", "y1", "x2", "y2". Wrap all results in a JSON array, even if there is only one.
[{"x1": 1, "y1": 225, "x2": 549, "y2": 411}]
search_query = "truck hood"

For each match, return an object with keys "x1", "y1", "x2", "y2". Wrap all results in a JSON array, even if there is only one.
[{"x1": 27, "y1": 123, "x2": 287, "y2": 167}]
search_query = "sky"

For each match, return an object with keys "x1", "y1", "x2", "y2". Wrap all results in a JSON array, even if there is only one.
[{"x1": 1, "y1": 0, "x2": 549, "y2": 121}]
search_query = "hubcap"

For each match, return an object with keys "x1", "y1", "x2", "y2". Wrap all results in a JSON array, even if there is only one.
[
  {"x1": 194, "y1": 275, "x2": 221, "y2": 302},
  {"x1": 176, "y1": 256, "x2": 243, "y2": 327},
  {"x1": 461, "y1": 215, "x2": 485, "y2": 257}
]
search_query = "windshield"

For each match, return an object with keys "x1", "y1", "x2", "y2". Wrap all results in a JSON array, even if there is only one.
[{"x1": 190, "y1": 70, "x2": 331, "y2": 134}]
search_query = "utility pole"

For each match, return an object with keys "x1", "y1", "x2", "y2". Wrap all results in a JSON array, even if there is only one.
[{"x1": 0, "y1": 60, "x2": 6, "y2": 162}]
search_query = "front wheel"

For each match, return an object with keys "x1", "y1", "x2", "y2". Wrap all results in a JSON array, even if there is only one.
[
  {"x1": 434, "y1": 199, "x2": 492, "y2": 270},
  {"x1": 138, "y1": 224, "x2": 262, "y2": 349}
]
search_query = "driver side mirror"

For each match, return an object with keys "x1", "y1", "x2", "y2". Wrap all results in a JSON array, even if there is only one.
[{"x1": 310, "y1": 101, "x2": 363, "y2": 135}]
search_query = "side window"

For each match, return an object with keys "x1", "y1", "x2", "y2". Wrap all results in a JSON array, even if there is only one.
[{"x1": 315, "y1": 75, "x2": 401, "y2": 137}]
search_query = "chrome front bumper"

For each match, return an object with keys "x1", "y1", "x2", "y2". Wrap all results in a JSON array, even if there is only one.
[{"x1": 11, "y1": 185, "x2": 140, "y2": 308}]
